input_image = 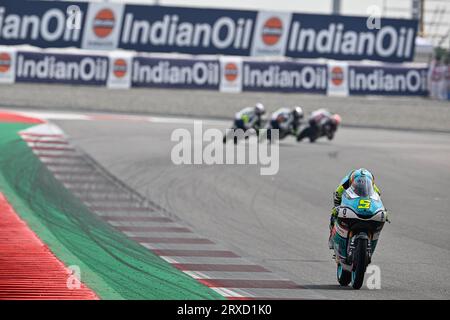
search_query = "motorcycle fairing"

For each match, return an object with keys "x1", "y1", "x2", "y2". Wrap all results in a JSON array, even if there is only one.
[{"x1": 340, "y1": 188, "x2": 385, "y2": 220}]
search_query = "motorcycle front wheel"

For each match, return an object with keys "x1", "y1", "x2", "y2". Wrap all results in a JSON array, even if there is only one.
[
  {"x1": 337, "y1": 264, "x2": 351, "y2": 286},
  {"x1": 327, "y1": 132, "x2": 334, "y2": 140},
  {"x1": 351, "y1": 238, "x2": 368, "y2": 289},
  {"x1": 222, "y1": 131, "x2": 239, "y2": 144}
]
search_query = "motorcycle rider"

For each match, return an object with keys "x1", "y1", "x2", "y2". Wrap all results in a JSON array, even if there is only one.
[
  {"x1": 268, "y1": 106, "x2": 304, "y2": 139},
  {"x1": 297, "y1": 109, "x2": 341, "y2": 142},
  {"x1": 328, "y1": 168, "x2": 382, "y2": 249},
  {"x1": 223, "y1": 103, "x2": 266, "y2": 143}
]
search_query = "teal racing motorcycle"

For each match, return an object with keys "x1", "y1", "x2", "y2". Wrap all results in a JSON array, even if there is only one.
[{"x1": 331, "y1": 183, "x2": 389, "y2": 289}]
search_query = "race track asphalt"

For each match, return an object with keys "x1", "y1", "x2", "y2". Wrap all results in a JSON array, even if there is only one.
[{"x1": 54, "y1": 117, "x2": 450, "y2": 299}]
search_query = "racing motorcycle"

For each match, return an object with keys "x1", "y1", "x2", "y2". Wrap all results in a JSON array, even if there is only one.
[
  {"x1": 265, "y1": 113, "x2": 295, "y2": 142},
  {"x1": 223, "y1": 115, "x2": 264, "y2": 144},
  {"x1": 222, "y1": 125, "x2": 260, "y2": 144},
  {"x1": 297, "y1": 120, "x2": 336, "y2": 143},
  {"x1": 331, "y1": 183, "x2": 389, "y2": 289}
]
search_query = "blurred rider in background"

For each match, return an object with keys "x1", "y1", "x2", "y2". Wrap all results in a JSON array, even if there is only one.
[
  {"x1": 268, "y1": 106, "x2": 304, "y2": 140},
  {"x1": 223, "y1": 103, "x2": 265, "y2": 143},
  {"x1": 297, "y1": 109, "x2": 341, "y2": 142},
  {"x1": 429, "y1": 56, "x2": 447, "y2": 101}
]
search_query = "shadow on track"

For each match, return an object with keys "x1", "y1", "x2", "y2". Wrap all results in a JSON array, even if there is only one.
[{"x1": 302, "y1": 284, "x2": 353, "y2": 291}]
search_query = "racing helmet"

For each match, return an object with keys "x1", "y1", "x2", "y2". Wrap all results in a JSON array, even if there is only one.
[
  {"x1": 292, "y1": 106, "x2": 304, "y2": 119},
  {"x1": 332, "y1": 114, "x2": 342, "y2": 126},
  {"x1": 350, "y1": 169, "x2": 374, "y2": 197},
  {"x1": 254, "y1": 103, "x2": 265, "y2": 115}
]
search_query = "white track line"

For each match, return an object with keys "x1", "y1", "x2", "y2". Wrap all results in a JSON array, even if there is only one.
[{"x1": 3, "y1": 108, "x2": 228, "y2": 126}]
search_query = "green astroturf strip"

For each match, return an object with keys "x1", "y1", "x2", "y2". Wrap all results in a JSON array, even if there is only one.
[{"x1": 0, "y1": 123, "x2": 223, "y2": 300}]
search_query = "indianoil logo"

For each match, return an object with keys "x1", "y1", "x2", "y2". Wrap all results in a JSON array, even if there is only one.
[
  {"x1": 331, "y1": 66, "x2": 344, "y2": 86},
  {"x1": 0, "y1": 53, "x2": 11, "y2": 73},
  {"x1": 113, "y1": 59, "x2": 127, "y2": 78},
  {"x1": 92, "y1": 8, "x2": 115, "y2": 38},
  {"x1": 224, "y1": 63, "x2": 238, "y2": 82},
  {"x1": 261, "y1": 17, "x2": 283, "y2": 46}
]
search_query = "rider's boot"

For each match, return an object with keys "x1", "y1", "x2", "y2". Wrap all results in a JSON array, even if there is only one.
[{"x1": 328, "y1": 232, "x2": 334, "y2": 249}]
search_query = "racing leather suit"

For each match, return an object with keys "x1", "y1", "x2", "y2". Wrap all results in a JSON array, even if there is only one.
[
  {"x1": 309, "y1": 109, "x2": 337, "y2": 136},
  {"x1": 270, "y1": 108, "x2": 302, "y2": 136},
  {"x1": 234, "y1": 107, "x2": 262, "y2": 132}
]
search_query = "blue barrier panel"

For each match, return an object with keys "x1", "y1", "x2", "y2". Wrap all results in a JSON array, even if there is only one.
[
  {"x1": 15, "y1": 50, "x2": 108, "y2": 86},
  {"x1": 242, "y1": 61, "x2": 327, "y2": 94},
  {"x1": 348, "y1": 64, "x2": 428, "y2": 96},
  {"x1": 119, "y1": 5, "x2": 257, "y2": 56},
  {"x1": 0, "y1": 0, "x2": 87, "y2": 48},
  {"x1": 131, "y1": 56, "x2": 220, "y2": 90},
  {"x1": 286, "y1": 14, "x2": 418, "y2": 62},
  {"x1": 0, "y1": 1, "x2": 419, "y2": 62}
]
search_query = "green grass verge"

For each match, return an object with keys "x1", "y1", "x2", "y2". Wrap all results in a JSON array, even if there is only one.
[{"x1": 0, "y1": 122, "x2": 223, "y2": 300}]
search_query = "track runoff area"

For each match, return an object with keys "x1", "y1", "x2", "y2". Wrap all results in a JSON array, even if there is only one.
[{"x1": 0, "y1": 108, "x2": 449, "y2": 305}]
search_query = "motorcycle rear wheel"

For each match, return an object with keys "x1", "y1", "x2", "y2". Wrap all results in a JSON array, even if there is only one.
[
  {"x1": 351, "y1": 239, "x2": 368, "y2": 289},
  {"x1": 337, "y1": 264, "x2": 351, "y2": 286}
]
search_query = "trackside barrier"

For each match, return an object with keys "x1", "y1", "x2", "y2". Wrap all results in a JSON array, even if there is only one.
[
  {"x1": 15, "y1": 50, "x2": 109, "y2": 86},
  {"x1": 0, "y1": 0, "x2": 418, "y2": 63},
  {"x1": 0, "y1": 46, "x2": 429, "y2": 96},
  {"x1": 131, "y1": 55, "x2": 220, "y2": 90}
]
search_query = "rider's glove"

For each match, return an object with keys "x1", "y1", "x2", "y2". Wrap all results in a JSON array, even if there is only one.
[{"x1": 331, "y1": 207, "x2": 338, "y2": 217}]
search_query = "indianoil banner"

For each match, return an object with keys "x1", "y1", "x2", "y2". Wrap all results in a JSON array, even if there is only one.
[
  {"x1": 241, "y1": 60, "x2": 328, "y2": 94},
  {"x1": 14, "y1": 50, "x2": 109, "y2": 86},
  {"x1": 0, "y1": 0, "x2": 418, "y2": 62},
  {"x1": 347, "y1": 64, "x2": 428, "y2": 96},
  {"x1": 131, "y1": 55, "x2": 220, "y2": 90},
  {"x1": 0, "y1": 45, "x2": 429, "y2": 96}
]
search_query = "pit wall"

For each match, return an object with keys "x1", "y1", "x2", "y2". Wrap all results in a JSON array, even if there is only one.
[{"x1": 0, "y1": 45, "x2": 429, "y2": 96}]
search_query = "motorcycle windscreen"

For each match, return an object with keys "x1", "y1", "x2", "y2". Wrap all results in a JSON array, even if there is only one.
[{"x1": 351, "y1": 176, "x2": 374, "y2": 197}]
